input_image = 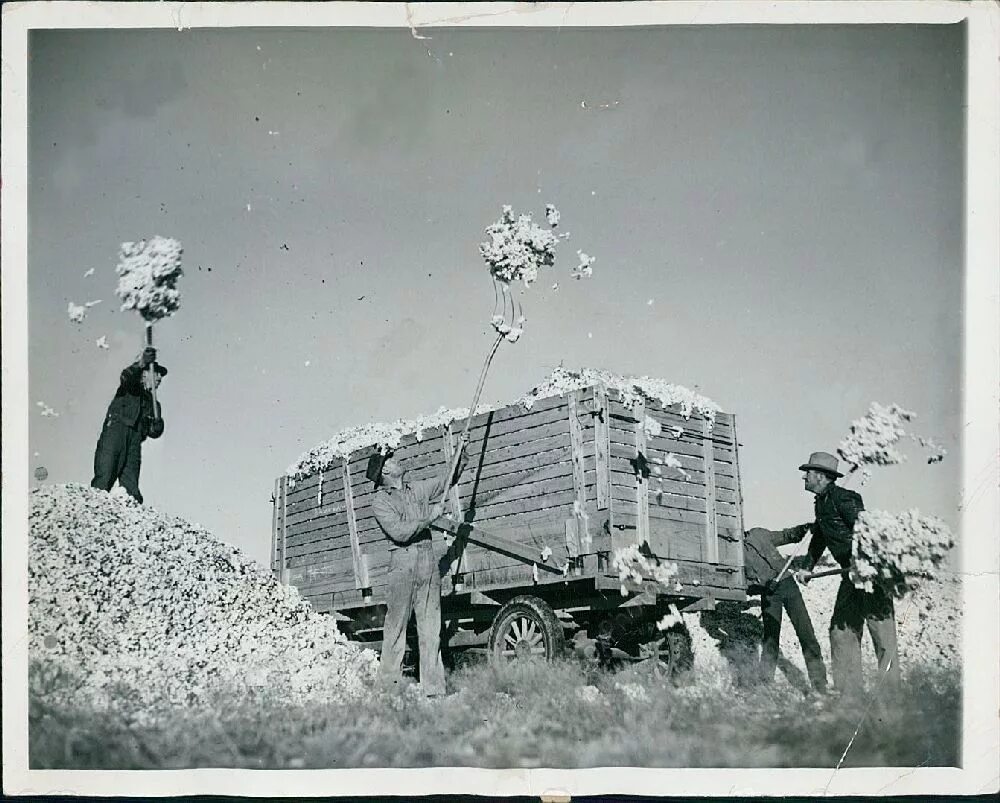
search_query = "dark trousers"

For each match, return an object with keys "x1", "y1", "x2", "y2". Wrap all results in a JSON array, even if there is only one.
[
  {"x1": 379, "y1": 540, "x2": 446, "y2": 696},
  {"x1": 91, "y1": 420, "x2": 144, "y2": 503},
  {"x1": 830, "y1": 579, "x2": 901, "y2": 696},
  {"x1": 760, "y1": 577, "x2": 827, "y2": 692}
]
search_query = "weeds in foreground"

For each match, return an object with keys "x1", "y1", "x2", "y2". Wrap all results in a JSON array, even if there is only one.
[{"x1": 28, "y1": 657, "x2": 960, "y2": 769}]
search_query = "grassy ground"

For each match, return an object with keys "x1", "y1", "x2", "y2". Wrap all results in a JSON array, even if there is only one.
[{"x1": 29, "y1": 656, "x2": 960, "y2": 769}]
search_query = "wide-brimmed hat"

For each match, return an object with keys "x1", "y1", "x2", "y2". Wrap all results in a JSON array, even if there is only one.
[
  {"x1": 798, "y1": 451, "x2": 843, "y2": 478},
  {"x1": 366, "y1": 449, "x2": 392, "y2": 488}
]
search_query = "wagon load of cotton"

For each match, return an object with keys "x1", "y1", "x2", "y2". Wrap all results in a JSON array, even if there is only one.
[
  {"x1": 28, "y1": 484, "x2": 377, "y2": 716},
  {"x1": 287, "y1": 366, "x2": 722, "y2": 480},
  {"x1": 114, "y1": 236, "x2": 184, "y2": 321}
]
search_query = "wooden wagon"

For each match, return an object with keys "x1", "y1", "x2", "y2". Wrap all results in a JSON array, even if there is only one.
[{"x1": 272, "y1": 380, "x2": 747, "y2": 672}]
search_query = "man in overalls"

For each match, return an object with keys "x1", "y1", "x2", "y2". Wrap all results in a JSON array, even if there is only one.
[
  {"x1": 744, "y1": 526, "x2": 828, "y2": 693},
  {"x1": 369, "y1": 446, "x2": 467, "y2": 697}
]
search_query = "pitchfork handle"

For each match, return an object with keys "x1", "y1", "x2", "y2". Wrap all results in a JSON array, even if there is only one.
[
  {"x1": 437, "y1": 331, "x2": 505, "y2": 507},
  {"x1": 145, "y1": 323, "x2": 160, "y2": 416},
  {"x1": 803, "y1": 567, "x2": 850, "y2": 581}
]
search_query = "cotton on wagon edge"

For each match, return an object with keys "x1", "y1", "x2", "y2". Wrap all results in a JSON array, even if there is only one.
[{"x1": 271, "y1": 368, "x2": 747, "y2": 672}]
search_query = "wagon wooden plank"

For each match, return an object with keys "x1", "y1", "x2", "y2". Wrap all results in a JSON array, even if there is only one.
[
  {"x1": 467, "y1": 488, "x2": 583, "y2": 523},
  {"x1": 633, "y1": 399, "x2": 650, "y2": 545},
  {"x1": 285, "y1": 471, "x2": 346, "y2": 506},
  {"x1": 609, "y1": 456, "x2": 738, "y2": 492},
  {"x1": 612, "y1": 484, "x2": 709, "y2": 513},
  {"x1": 643, "y1": 406, "x2": 734, "y2": 440},
  {"x1": 607, "y1": 397, "x2": 733, "y2": 433},
  {"x1": 567, "y1": 392, "x2": 592, "y2": 551},
  {"x1": 289, "y1": 467, "x2": 588, "y2": 547},
  {"x1": 729, "y1": 414, "x2": 746, "y2": 571},
  {"x1": 648, "y1": 522, "x2": 705, "y2": 562},
  {"x1": 592, "y1": 384, "x2": 611, "y2": 510},
  {"x1": 467, "y1": 562, "x2": 580, "y2": 593},
  {"x1": 701, "y1": 415, "x2": 721, "y2": 564},
  {"x1": 279, "y1": 476, "x2": 289, "y2": 579},
  {"x1": 607, "y1": 477, "x2": 739, "y2": 516},
  {"x1": 290, "y1": 551, "x2": 391, "y2": 591},
  {"x1": 605, "y1": 407, "x2": 733, "y2": 440},
  {"x1": 297, "y1": 563, "x2": 391, "y2": 597},
  {"x1": 612, "y1": 473, "x2": 709, "y2": 500},
  {"x1": 324, "y1": 404, "x2": 571, "y2": 475},
  {"x1": 271, "y1": 478, "x2": 281, "y2": 573},
  {"x1": 613, "y1": 507, "x2": 739, "y2": 532},
  {"x1": 608, "y1": 429, "x2": 735, "y2": 465},
  {"x1": 342, "y1": 460, "x2": 369, "y2": 588},
  {"x1": 609, "y1": 442, "x2": 736, "y2": 476}
]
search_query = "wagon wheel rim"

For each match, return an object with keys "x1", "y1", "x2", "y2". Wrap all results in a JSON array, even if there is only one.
[{"x1": 500, "y1": 614, "x2": 547, "y2": 659}]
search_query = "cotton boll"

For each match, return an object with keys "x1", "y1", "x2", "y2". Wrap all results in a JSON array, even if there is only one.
[
  {"x1": 67, "y1": 302, "x2": 86, "y2": 323},
  {"x1": 115, "y1": 236, "x2": 184, "y2": 322}
]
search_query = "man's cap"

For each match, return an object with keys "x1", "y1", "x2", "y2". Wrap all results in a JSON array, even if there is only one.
[
  {"x1": 152, "y1": 363, "x2": 168, "y2": 376},
  {"x1": 366, "y1": 449, "x2": 392, "y2": 487},
  {"x1": 798, "y1": 451, "x2": 843, "y2": 478}
]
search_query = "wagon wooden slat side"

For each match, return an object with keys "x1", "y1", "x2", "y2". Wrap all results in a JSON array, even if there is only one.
[{"x1": 272, "y1": 382, "x2": 748, "y2": 667}]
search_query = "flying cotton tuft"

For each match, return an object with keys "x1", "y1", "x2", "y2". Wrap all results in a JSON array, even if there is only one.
[
  {"x1": 849, "y1": 509, "x2": 954, "y2": 597},
  {"x1": 67, "y1": 303, "x2": 87, "y2": 324},
  {"x1": 480, "y1": 205, "x2": 562, "y2": 288}
]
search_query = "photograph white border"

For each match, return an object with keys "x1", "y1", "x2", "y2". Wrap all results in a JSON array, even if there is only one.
[{"x1": 3, "y1": 1, "x2": 997, "y2": 797}]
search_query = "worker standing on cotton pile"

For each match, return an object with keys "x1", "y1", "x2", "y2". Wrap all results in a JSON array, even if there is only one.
[
  {"x1": 90, "y1": 346, "x2": 166, "y2": 504},
  {"x1": 369, "y1": 446, "x2": 468, "y2": 698}
]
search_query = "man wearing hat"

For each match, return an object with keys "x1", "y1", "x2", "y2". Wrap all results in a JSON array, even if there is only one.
[
  {"x1": 786, "y1": 451, "x2": 901, "y2": 696},
  {"x1": 91, "y1": 346, "x2": 166, "y2": 504},
  {"x1": 368, "y1": 446, "x2": 468, "y2": 697}
]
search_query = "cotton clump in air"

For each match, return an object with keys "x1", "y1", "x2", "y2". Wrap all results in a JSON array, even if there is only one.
[
  {"x1": 837, "y1": 402, "x2": 947, "y2": 485},
  {"x1": 67, "y1": 302, "x2": 87, "y2": 323},
  {"x1": 480, "y1": 204, "x2": 563, "y2": 288},
  {"x1": 849, "y1": 509, "x2": 955, "y2": 597},
  {"x1": 612, "y1": 543, "x2": 680, "y2": 597},
  {"x1": 115, "y1": 236, "x2": 184, "y2": 321},
  {"x1": 36, "y1": 401, "x2": 59, "y2": 418},
  {"x1": 571, "y1": 251, "x2": 595, "y2": 280},
  {"x1": 29, "y1": 484, "x2": 377, "y2": 720}
]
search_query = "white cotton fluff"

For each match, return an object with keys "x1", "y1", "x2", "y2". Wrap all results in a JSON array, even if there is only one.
[
  {"x1": 849, "y1": 509, "x2": 955, "y2": 597},
  {"x1": 287, "y1": 367, "x2": 723, "y2": 480},
  {"x1": 29, "y1": 484, "x2": 377, "y2": 719},
  {"x1": 480, "y1": 205, "x2": 562, "y2": 288},
  {"x1": 115, "y1": 236, "x2": 184, "y2": 322}
]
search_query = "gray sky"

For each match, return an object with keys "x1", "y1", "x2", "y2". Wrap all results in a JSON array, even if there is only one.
[{"x1": 28, "y1": 24, "x2": 965, "y2": 566}]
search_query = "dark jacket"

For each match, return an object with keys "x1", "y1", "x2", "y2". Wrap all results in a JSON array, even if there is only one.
[
  {"x1": 104, "y1": 361, "x2": 165, "y2": 441},
  {"x1": 786, "y1": 483, "x2": 865, "y2": 569}
]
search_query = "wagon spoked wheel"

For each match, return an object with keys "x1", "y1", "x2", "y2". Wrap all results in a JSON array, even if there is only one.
[
  {"x1": 488, "y1": 595, "x2": 565, "y2": 663},
  {"x1": 636, "y1": 628, "x2": 694, "y2": 679},
  {"x1": 638, "y1": 638, "x2": 673, "y2": 678}
]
